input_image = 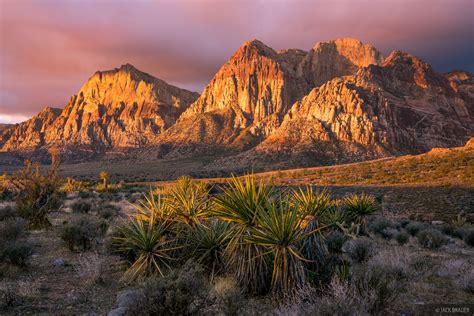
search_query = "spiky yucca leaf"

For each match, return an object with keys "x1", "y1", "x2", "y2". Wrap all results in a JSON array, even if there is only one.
[
  {"x1": 213, "y1": 175, "x2": 274, "y2": 227},
  {"x1": 114, "y1": 218, "x2": 179, "y2": 283},
  {"x1": 188, "y1": 220, "x2": 231, "y2": 278},
  {"x1": 129, "y1": 190, "x2": 170, "y2": 225},
  {"x1": 344, "y1": 194, "x2": 380, "y2": 232},
  {"x1": 165, "y1": 176, "x2": 210, "y2": 225},
  {"x1": 291, "y1": 186, "x2": 332, "y2": 216},
  {"x1": 247, "y1": 198, "x2": 319, "y2": 294},
  {"x1": 319, "y1": 200, "x2": 348, "y2": 229},
  {"x1": 213, "y1": 174, "x2": 273, "y2": 294}
]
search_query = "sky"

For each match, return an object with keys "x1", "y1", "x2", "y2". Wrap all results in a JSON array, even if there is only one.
[{"x1": 0, "y1": 0, "x2": 473, "y2": 124}]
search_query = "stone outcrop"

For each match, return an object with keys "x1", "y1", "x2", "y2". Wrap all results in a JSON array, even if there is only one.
[
  {"x1": 159, "y1": 38, "x2": 383, "y2": 156},
  {"x1": 0, "y1": 64, "x2": 199, "y2": 152},
  {"x1": 1, "y1": 107, "x2": 61, "y2": 151},
  {"x1": 45, "y1": 64, "x2": 199, "y2": 148},
  {"x1": 252, "y1": 51, "x2": 473, "y2": 165}
]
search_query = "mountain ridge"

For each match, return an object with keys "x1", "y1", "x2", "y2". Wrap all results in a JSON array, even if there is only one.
[{"x1": 2, "y1": 37, "x2": 472, "y2": 170}]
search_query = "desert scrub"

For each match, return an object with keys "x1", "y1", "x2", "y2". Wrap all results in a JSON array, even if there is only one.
[
  {"x1": 395, "y1": 231, "x2": 410, "y2": 245},
  {"x1": 344, "y1": 238, "x2": 374, "y2": 263},
  {"x1": 463, "y1": 228, "x2": 474, "y2": 247},
  {"x1": 187, "y1": 220, "x2": 230, "y2": 277},
  {"x1": 0, "y1": 205, "x2": 17, "y2": 221},
  {"x1": 417, "y1": 228, "x2": 448, "y2": 249},
  {"x1": 71, "y1": 200, "x2": 92, "y2": 213},
  {"x1": 405, "y1": 221, "x2": 426, "y2": 236},
  {"x1": 128, "y1": 261, "x2": 210, "y2": 315},
  {"x1": 325, "y1": 231, "x2": 346, "y2": 253},
  {"x1": 368, "y1": 217, "x2": 395, "y2": 235},
  {"x1": 343, "y1": 193, "x2": 381, "y2": 233},
  {"x1": 10, "y1": 149, "x2": 62, "y2": 229},
  {"x1": 0, "y1": 242, "x2": 34, "y2": 267},
  {"x1": 60, "y1": 217, "x2": 105, "y2": 251}
]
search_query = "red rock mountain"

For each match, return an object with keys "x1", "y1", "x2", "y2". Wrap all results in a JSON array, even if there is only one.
[
  {"x1": 158, "y1": 38, "x2": 384, "y2": 156},
  {"x1": 1, "y1": 64, "x2": 199, "y2": 151},
  {"x1": 247, "y1": 51, "x2": 474, "y2": 166},
  {"x1": 2, "y1": 38, "x2": 473, "y2": 168},
  {"x1": 1, "y1": 107, "x2": 61, "y2": 151}
]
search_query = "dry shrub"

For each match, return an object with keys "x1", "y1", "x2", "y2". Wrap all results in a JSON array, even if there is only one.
[{"x1": 75, "y1": 253, "x2": 104, "y2": 285}]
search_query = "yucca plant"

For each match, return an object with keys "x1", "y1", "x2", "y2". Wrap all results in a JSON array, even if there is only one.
[
  {"x1": 247, "y1": 198, "x2": 318, "y2": 295},
  {"x1": 213, "y1": 174, "x2": 273, "y2": 294},
  {"x1": 291, "y1": 186, "x2": 329, "y2": 272},
  {"x1": 344, "y1": 194, "x2": 381, "y2": 233},
  {"x1": 319, "y1": 200, "x2": 348, "y2": 230},
  {"x1": 114, "y1": 216, "x2": 178, "y2": 283},
  {"x1": 129, "y1": 189, "x2": 170, "y2": 225},
  {"x1": 290, "y1": 186, "x2": 332, "y2": 216},
  {"x1": 165, "y1": 176, "x2": 210, "y2": 225},
  {"x1": 188, "y1": 220, "x2": 231, "y2": 278}
]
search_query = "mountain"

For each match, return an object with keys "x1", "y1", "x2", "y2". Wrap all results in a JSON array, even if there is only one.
[
  {"x1": 157, "y1": 38, "x2": 383, "y2": 157},
  {"x1": 1, "y1": 107, "x2": 62, "y2": 151},
  {"x1": 241, "y1": 51, "x2": 473, "y2": 167},
  {"x1": 0, "y1": 124, "x2": 13, "y2": 135},
  {"x1": 45, "y1": 64, "x2": 199, "y2": 148},
  {"x1": 2, "y1": 38, "x2": 472, "y2": 170},
  {"x1": 0, "y1": 64, "x2": 199, "y2": 152}
]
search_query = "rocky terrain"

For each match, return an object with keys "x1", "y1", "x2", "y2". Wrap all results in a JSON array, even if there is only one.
[
  {"x1": 1, "y1": 38, "x2": 472, "y2": 169},
  {"x1": 1, "y1": 65, "x2": 199, "y2": 153}
]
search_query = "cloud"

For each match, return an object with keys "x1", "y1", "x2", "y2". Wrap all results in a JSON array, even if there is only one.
[{"x1": 0, "y1": 0, "x2": 473, "y2": 123}]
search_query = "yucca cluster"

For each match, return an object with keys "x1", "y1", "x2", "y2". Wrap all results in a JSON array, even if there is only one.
[{"x1": 113, "y1": 175, "x2": 380, "y2": 297}]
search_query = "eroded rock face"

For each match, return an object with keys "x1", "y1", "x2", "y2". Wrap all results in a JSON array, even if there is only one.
[
  {"x1": 45, "y1": 64, "x2": 199, "y2": 148},
  {"x1": 1, "y1": 64, "x2": 199, "y2": 152},
  {"x1": 160, "y1": 38, "x2": 383, "y2": 156},
  {"x1": 1, "y1": 107, "x2": 61, "y2": 151},
  {"x1": 254, "y1": 51, "x2": 473, "y2": 164}
]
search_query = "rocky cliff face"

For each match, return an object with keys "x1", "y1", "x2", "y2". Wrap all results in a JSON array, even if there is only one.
[
  {"x1": 1, "y1": 107, "x2": 61, "y2": 151},
  {"x1": 3, "y1": 38, "x2": 472, "y2": 168},
  {"x1": 45, "y1": 64, "x2": 199, "y2": 148},
  {"x1": 252, "y1": 51, "x2": 473, "y2": 165},
  {"x1": 1, "y1": 64, "x2": 199, "y2": 152},
  {"x1": 160, "y1": 38, "x2": 383, "y2": 156}
]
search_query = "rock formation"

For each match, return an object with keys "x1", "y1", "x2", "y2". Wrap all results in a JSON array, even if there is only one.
[
  {"x1": 251, "y1": 51, "x2": 473, "y2": 166},
  {"x1": 159, "y1": 38, "x2": 383, "y2": 156},
  {"x1": 1, "y1": 107, "x2": 61, "y2": 151},
  {"x1": 1, "y1": 64, "x2": 199, "y2": 152},
  {"x1": 2, "y1": 38, "x2": 472, "y2": 169}
]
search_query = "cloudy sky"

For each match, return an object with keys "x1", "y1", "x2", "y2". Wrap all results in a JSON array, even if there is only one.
[{"x1": 0, "y1": 0, "x2": 473, "y2": 123}]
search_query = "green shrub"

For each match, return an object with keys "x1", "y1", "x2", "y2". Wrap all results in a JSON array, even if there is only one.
[
  {"x1": 405, "y1": 221, "x2": 426, "y2": 236},
  {"x1": 0, "y1": 241, "x2": 33, "y2": 266},
  {"x1": 325, "y1": 231, "x2": 346, "y2": 253},
  {"x1": 463, "y1": 229, "x2": 474, "y2": 247},
  {"x1": 188, "y1": 221, "x2": 230, "y2": 277},
  {"x1": 60, "y1": 218, "x2": 103, "y2": 251},
  {"x1": 344, "y1": 194, "x2": 381, "y2": 231},
  {"x1": 345, "y1": 238, "x2": 374, "y2": 263},
  {"x1": 71, "y1": 201, "x2": 92, "y2": 214},
  {"x1": 368, "y1": 217, "x2": 395, "y2": 235},
  {"x1": 11, "y1": 151, "x2": 62, "y2": 229},
  {"x1": 0, "y1": 206, "x2": 16, "y2": 221},
  {"x1": 0, "y1": 218, "x2": 27, "y2": 242},
  {"x1": 113, "y1": 216, "x2": 175, "y2": 283},
  {"x1": 131, "y1": 261, "x2": 210, "y2": 315},
  {"x1": 380, "y1": 228, "x2": 398, "y2": 240},
  {"x1": 395, "y1": 232, "x2": 410, "y2": 245},
  {"x1": 213, "y1": 175, "x2": 273, "y2": 294},
  {"x1": 164, "y1": 176, "x2": 211, "y2": 225},
  {"x1": 78, "y1": 191, "x2": 93, "y2": 199},
  {"x1": 417, "y1": 228, "x2": 448, "y2": 249}
]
